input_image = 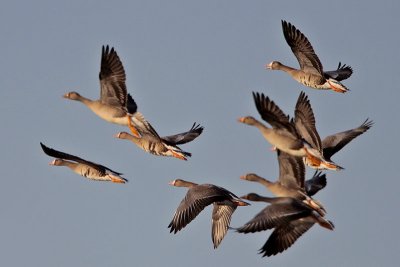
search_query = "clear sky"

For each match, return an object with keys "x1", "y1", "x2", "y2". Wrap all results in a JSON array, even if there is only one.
[{"x1": 0, "y1": 0, "x2": 398, "y2": 266}]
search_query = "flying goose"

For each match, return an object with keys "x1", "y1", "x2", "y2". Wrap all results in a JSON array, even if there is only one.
[
  {"x1": 236, "y1": 193, "x2": 334, "y2": 257},
  {"x1": 294, "y1": 91, "x2": 344, "y2": 170},
  {"x1": 241, "y1": 150, "x2": 326, "y2": 215},
  {"x1": 168, "y1": 179, "x2": 249, "y2": 248},
  {"x1": 266, "y1": 20, "x2": 353, "y2": 93},
  {"x1": 64, "y1": 45, "x2": 140, "y2": 137},
  {"x1": 40, "y1": 142, "x2": 127, "y2": 183},
  {"x1": 294, "y1": 92, "x2": 372, "y2": 169},
  {"x1": 114, "y1": 119, "x2": 203, "y2": 161},
  {"x1": 239, "y1": 92, "x2": 342, "y2": 171}
]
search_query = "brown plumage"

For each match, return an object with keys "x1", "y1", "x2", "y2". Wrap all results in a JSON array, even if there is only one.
[
  {"x1": 168, "y1": 179, "x2": 249, "y2": 248},
  {"x1": 40, "y1": 142, "x2": 127, "y2": 183},
  {"x1": 241, "y1": 150, "x2": 326, "y2": 217},
  {"x1": 115, "y1": 119, "x2": 203, "y2": 161},
  {"x1": 239, "y1": 92, "x2": 342, "y2": 171},
  {"x1": 294, "y1": 92, "x2": 373, "y2": 169},
  {"x1": 236, "y1": 193, "x2": 334, "y2": 257},
  {"x1": 294, "y1": 91, "x2": 344, "y2": 170},
  {"x1": 266, "y1": 20, "x2": 353, "y2": 93},
  {"x1": 63, "y1": 45, "x2": 140, "y2": 137},
  {"x1": 321, "y1": 119, "x2": 373, "y2": 162},
  {"x1": 241, "y1": 152, "x2": 327, "y2": 198}
]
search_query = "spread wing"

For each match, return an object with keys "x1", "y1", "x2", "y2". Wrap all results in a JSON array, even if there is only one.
[
  {"x1": 236, "y1": 202, "x2": 309, "y2": 233},
  {"x1": 294, "y1": 91, "x2": 322, "y2": 151},
  {"x1": 131, "y1": 112, "x2": 161, "y2": 139},
  {"x1": 253, "y1": 92, "x2": 296, "y2": 133},
  {"x1": 99, "y1": 45, "x2": 127, "y2": 108},
  {"x1": 282, "y1": 20, "x2": 323, "y2": 75},
  {"x1": 322, "y1": 119, "x2": 373, "y2": 160},
  {"x1": 277, "y1": 150, "x2": 305, "y2": 189},
  {"x1": 259, "y1": 218, "x2": 315, "y2": 257},
  {"x1": 211, "y1": 204, "x2": 237, "y2": 248},
  {"x1": 168, "y1": 185, "x2": 232, "y2": 234}
]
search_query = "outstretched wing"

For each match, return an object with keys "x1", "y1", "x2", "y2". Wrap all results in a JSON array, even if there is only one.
[
  {"x1": 259, "y1": 218, "x2": 314, "y2": 257},
  {"x1": 131, "y1": 112, "x2": 161, "y2": 139},
  {"x1": 253, "y1": 92, "x2": 295, "y2": 133},
  {"x1": 282, "y1": 20, "x2": 323, "y2": 75},
  {"x1": 168, "y1": 185, "x2": 231, "y2": 234},
  {"x1": 236, "y1": 202, "x2": 309, "y2": 233},
  {"x1": 322, "y1": 119, "x2": 373, "y2": 160},
  {"x1": 211, "y1": 204, "x2": 237, "y2": 248},
  {"x1": 99, "y1": 45, "x2": 127, "y2": 108},
  {"x1": 294, "y1": 91, "x2": 322, "y2": 151},
  {"x1": 277, "y1": 150, "x2": 305, "y2": 189}
]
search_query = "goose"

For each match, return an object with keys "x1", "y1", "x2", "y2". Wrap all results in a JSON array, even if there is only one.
[
  {"x1": 241, "y1": 146, "x2": 327, "y2": 196},
  {"x1": 241, "y1": 172, "x2": 326, "y2": 198},
  {"x1": 241, "y1": 150, "x2": 326, "y2": 215},
  {"x1": 266, "y1": 20, "x2": 353, "y2": 93},
  {"x1": 236, "y1": 193, "x2": 334, "y2": 257},
  {"x1": 114, "y1": 119, "x2": 203, "y2": 161},
  {"x1": 40, "y1": 143, "x2": 127, "y2": 183},
  {"x1": 64, "y1": 45, "x2": 140, "y2": 137},
  {"x1": 294, "y1": 91, "x2": 344, "y2": 170},
  {"x1": 168, "y1": 179, "x2": 249, "y2": 248},
  {"x1": 239, "y1": 92, "x2": 342, "y2": 170},
  {"x1": 293, "y1": 92, "x2": 373, "y2": 169}
]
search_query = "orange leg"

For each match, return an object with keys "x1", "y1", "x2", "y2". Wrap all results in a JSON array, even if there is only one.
[{"x1": 127, "y1": 116, "x2": 141, "y2": 138}]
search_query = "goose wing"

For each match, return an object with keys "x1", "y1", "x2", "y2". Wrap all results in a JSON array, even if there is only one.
[
  {"x1": 282, "y1": 20, "x2": 323, "y2": 75},
  {"x1": 259, "y1": 218, "x2": 315, "y2": 257},
  {"x1": 322, "y1": 119, "x2": 373, "y2": 160},
  {"x1": 99, "y1": 45, "x2": 127, "y2": 108}
]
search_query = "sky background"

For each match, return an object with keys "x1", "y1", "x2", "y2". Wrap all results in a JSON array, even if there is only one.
[{"x1": 0, "y1": 0, "x2": 398, "y2": 266}]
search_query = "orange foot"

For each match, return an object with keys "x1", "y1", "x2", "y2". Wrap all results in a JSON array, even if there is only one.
[
  {"x1": 171, "y1": 150, "x2": 187, "y2": 161},
  {"x1": 110, "y1": 176, "x2": 126, "y2": 184},
  {"x1": 321, "y1": 161, "x2": 344, "y2": 171},
  {"x1": 127, "y1": 116, "x2": 141, "y2": 138},
  {"x1": 328, "y1": 80, "x2": 348, "y2": 93}
]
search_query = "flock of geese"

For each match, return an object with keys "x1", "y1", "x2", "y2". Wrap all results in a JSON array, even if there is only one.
[{"x1": 40, "y1": 20, "x2": 372, "y2": 258}]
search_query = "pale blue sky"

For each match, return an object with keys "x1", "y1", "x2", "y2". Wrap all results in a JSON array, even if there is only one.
[{"x1": 1, "y1": 0, "x2": 398, "y2": 266}]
